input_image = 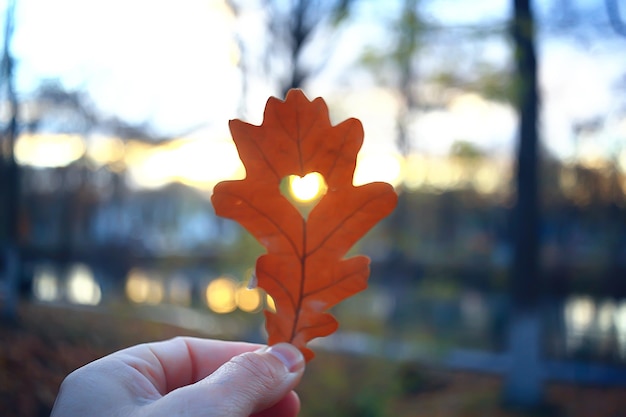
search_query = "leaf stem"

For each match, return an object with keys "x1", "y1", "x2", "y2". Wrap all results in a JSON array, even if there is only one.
[{"x1": 289, "y1": 216, "x2": 307, "y2": 343}]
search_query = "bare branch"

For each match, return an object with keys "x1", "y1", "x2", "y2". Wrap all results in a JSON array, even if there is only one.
[{"x1": 605, "y1": 0, "x2": 626, "y2": 37}]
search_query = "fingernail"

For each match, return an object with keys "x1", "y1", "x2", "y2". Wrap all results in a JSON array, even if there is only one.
[{"x1": 265, "y1": 343, "x2": 304, "y2": 373}]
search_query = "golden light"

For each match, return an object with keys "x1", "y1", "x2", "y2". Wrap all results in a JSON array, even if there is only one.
[
  {"x1": 353, "y1": 151, "x2": 403, "y2": 187},
  {"x1": 578, "y1": 140, "x2": 608, "y2": 170},
  {"x1": 404, "y1": 154, "x2": 427, "y2": 190},
  {"x1": 87, "y1": 135, "x2": 125, "y2": 167},
  {"x1": 172, "y1": 140, "x2": 245, "y2": 188},
  {"x1": 15, "y1": 133, "x2": 86, "y2": 167},
  {"x1": 126, "y1": 138, "x2": 244, "y2": 190},
  {"x1": 424, "y1": 159, "x2": 457, "y2": 189},
  {"x1": 266, "y1": 294, "x2": 276, "y2": 312},
  {"x1": 288, "y1": 172, "x2": 327, "y2": 202},
  {"x1": 618, "y1": 149, "x2": 626, "y2": 174},
  {"x1": 473, "y1": 164, "x2": 500, "y2": 194},
  {"x1": 448, "y1": 93, "x2": 489, "y2": 115},
  {"x1": 206, "y1": 277, "x2": 237, "y2": 314},
  {"x1": 236, "y1": 286, "x2": 263, "y2": 313},
  {"x1": 126, "y1": 269, "x2": 164, "y2": 304}
]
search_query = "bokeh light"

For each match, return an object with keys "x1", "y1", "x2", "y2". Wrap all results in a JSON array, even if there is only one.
[
  {"x1": 66, "y1": 264, "x2": 101, "y2": 306},
  {"x1": 236, "y1": 286, "x2": 263, "y2": 313},
  {"x1": 32, "y1": 266, "x2": 60, "y2": 302},
  {"x1": 205, "y1": 277, "x2": 237, "y2": 314},
  {"x1": 266, "y1": 294, "x2": 276, "y2": 313},
  {"x1": 125, "y1": 269, "x2": 164, "y2": 305},
  {"x1": 15, "y1": 133, "x2": 85, "y2": 167}
]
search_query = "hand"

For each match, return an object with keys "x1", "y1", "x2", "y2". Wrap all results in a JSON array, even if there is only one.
[{"x1": 50, "y1": 337, "x2": 306, "y2": 417}]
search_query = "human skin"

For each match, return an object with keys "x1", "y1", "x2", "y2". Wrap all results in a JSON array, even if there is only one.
[{"x1": 50, "y1": 337, "x2": 305, "y2": 417}]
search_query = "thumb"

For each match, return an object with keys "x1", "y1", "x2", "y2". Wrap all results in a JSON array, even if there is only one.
[
  {"x1": 147, "y1": 343, "x2": 306, "y2": 417},
  {"x1": 203, "y1": 343, "x2": 305, "y2": 416}
]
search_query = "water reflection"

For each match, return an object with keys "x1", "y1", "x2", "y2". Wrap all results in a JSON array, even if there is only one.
[
  {"x1": 561, "y1": 295, "x2": 626, "y2": 361},
  {"x1": 460, "y1": 290, "x2": 489, "y2": 332},
  {"x1": 66, "y1": 264, "x2": 102, "y2": 306},
  {"x1": 32, "y1": 266, "x2": 60, "y2": 302},
  {"x1": 119, "y1": 269, "x2": 268, "y2": 314},
  {"x1": 32, "y1": 263, "x2": 102, "y2": 306},
  {"x1": 28, "y1": 261, "x2": 626, "y2": 365},
  {"x1": 616, "y1": 304, "x2": 626, "y2": 360}
]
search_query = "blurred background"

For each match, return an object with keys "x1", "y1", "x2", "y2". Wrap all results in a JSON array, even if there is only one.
[{"x1": 1, "y1": 0, "x2": 626, "y2": 416}]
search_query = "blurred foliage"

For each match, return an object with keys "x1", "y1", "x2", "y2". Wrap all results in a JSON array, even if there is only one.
[
  {"x1": 450, "y1": 140, "x2": 486, "y2": 161},
  {"x1": 430, "y1": 62, "x2": 514, "y2": 104},
  {"x1": 298, "y1": 350, "x2": 401, "y2": 417}
]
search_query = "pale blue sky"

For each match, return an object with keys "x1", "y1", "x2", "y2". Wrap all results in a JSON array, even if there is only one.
[{"x1": 2, "y1": 0, "x2": 625, "y2": 160}]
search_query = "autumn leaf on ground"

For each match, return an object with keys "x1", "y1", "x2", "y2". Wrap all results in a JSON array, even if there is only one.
[{"x1": 211, "y1": 89, "x2": 398, "y2": 361}]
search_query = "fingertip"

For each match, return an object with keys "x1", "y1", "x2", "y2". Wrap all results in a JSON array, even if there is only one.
[{"x1": 263, "y1": 343, "x2": 305, "y2": 374}]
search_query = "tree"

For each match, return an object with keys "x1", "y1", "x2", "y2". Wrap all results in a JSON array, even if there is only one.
[
  {"x1": 0, "y1": 0, "x2": 19, "y2": 320},
  {"x1": 231, "y1": 0, "x2": 353, "y2": 103},
  {"x1": 360, "y1": 0, "x2": 426, "y2": 157},
  {"x1": 503, "y1": 0, "x2": 543, "y2": 407},
  {"x1": 606, "y1": 0, "x2": 626, "y2": 37}
]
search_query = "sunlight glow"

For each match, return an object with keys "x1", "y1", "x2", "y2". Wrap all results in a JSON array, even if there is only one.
[
  {"x1": 87, "y1": 135, "x2": 125, "y2": 168},
  {"x1": 403, "y1": 154, "x2": 509, "y2": 193},
  {"x1": 11, "y1": 131, "x2": 522, "y2": 196},
  {"x1": 127, "y1": 139, "x2": 244, "y2": 190},
  {"x1": 353, "y1": 151, "x2": 403, "y2": 187},
  {"x1": 289, "y1": 172, "x2": 327, "y2": 202},
  {"x1": 618, "y1": 149, "x2": 626, "y2": 174},
  {"x1": 404, "y1": 154, "x2": 427, "y2": 189},
  {"x1": 473, "y1": 164, "x2": 500, "y2": 194},
  {"x1": 15, "y1": 133, "x2": 86, "y2": 167}
]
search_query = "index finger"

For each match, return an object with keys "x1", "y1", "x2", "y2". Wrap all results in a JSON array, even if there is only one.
[{"x1": 114, "y1": 337, "x2": 263, "y2": 394}]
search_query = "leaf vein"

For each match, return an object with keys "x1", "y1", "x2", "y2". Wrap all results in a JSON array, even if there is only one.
[
  {"x1": 306, "y1": 189, "x2": 391, "y2": 257},
  {"x1": 219, "y1": 189, "x2": 301, "y2": 257}
]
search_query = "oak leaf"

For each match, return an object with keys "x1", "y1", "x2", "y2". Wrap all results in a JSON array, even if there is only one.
[{"x1": 211, "y1": 89, "x2": 397, "y2": 361}]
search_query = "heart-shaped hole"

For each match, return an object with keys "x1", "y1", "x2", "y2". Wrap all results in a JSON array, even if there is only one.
[{"x1": 280, "y1": 172, "x2": 327, "y2": 219}]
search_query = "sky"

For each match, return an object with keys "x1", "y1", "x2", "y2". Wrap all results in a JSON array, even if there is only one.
[
  {"x1": 8, "y1": 0, "x2": 242, "y2": 134},
  {"x1": 2, "y1": 0, "x2": 626, "y2": 164}
]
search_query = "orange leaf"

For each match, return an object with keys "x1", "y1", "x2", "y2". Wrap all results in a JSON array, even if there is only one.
[{"x1": 211, "y1": 89, "x2": 397, "y2": 361}]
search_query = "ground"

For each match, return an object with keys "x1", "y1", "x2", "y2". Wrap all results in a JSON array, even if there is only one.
[{"x1": 1, "y1": 302, "x2": 625, "y2": 417}]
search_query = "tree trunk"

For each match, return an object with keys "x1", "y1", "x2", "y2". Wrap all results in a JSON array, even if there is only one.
[
  {"x1": 503, "y1": 0, "x2": 543, "y2": 407},
  {"x1": 1, "y1": 0, "x2": 20, "y2": 321}
]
